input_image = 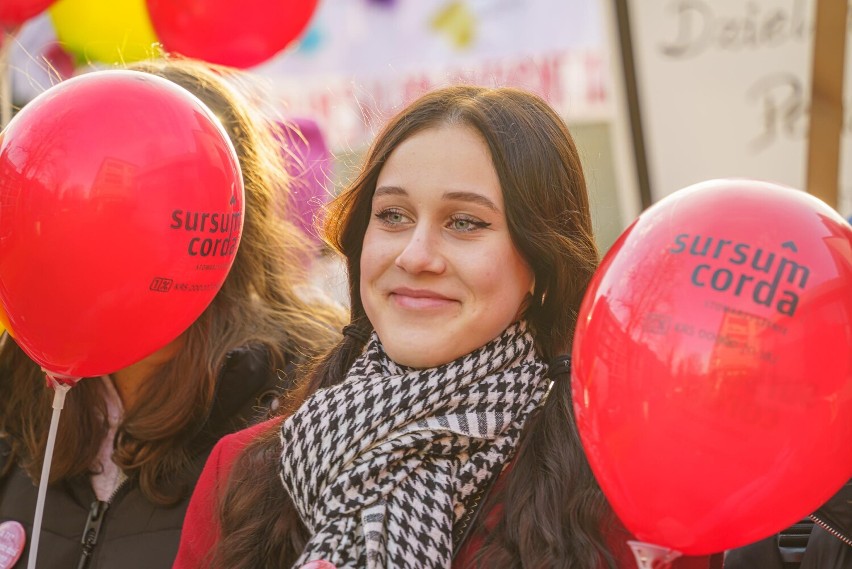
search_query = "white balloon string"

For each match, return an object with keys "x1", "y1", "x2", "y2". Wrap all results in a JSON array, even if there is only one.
[
  {"x1": 27, "y1": 376, "x2": 73, "y2": 569},
  {"x1": 627, "y1": 540, "x2": 683, "y2": 569},
  {"x1": 0, "y1": 27, "x2": 15, "y2": 129}
]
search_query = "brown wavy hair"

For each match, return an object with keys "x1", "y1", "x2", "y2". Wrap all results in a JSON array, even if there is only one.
[
  {"x1": 0, "y1": 57, "x2": 345, "y2": 505},
  {"x1": 214, "y1": 85, "x2": 612, "y2": 568}
]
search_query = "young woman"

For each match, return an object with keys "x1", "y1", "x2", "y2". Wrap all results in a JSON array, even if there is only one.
[
  {"x1": 175, "y1": 85, "x2": 723, "y2": 569},
  {"x1": 0, "y1": 58, "x2": 345, "y2": 569}
]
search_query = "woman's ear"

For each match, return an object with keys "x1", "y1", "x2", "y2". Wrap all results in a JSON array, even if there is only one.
[{"x1": 516, "y1": 278, "x2": 537, "y2": 320}]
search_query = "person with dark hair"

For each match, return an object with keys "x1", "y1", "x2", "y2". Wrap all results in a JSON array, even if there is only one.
[
  {"x1": 174, "y1": 85, "x2": 722, "y2": 569},
  {"x1": 0, "y1": 57, "x2": 346, "y2": 568}
]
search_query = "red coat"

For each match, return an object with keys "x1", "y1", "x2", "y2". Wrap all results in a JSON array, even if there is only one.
[{"x1": 174, "y1": 419, "x2": 722, "y2": 569}]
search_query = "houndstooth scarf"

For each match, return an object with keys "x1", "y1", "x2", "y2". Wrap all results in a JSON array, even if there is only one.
[{"x1": 279, "y1": 321, "x2": 549, "y2": 569}]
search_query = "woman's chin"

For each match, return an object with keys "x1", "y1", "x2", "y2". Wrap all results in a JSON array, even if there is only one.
[{"x1": 382, "y1": 337, "x2": 461, "y2": 369}]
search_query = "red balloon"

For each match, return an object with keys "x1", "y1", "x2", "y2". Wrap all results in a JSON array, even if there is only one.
[
  {"x1": 0, "y1": 70, "x2": 244, "y2": 378},
  {"x1": 146, "y1": 0, "x2": 318, "y2": 68},
  {"x1": 0, "y1": 0, "x2": 55, "y2": 27},
  {"x1": 572, "y1": 179, "x2": 852, "y2": 555}
]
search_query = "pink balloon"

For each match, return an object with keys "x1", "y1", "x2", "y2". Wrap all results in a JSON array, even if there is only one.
[
  {"x1": 276, "y1": 118, "x2": 332, "y2": 247},
  {"x1": 572, "y1": 179, "x2": 852, "y2": 555}
]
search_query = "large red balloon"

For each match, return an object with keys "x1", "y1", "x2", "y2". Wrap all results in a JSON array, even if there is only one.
[
  {"x1": 0, "y1": 0, "x2": 55, "y2": 27},
  {"x1": 572, "y1": 179, "x2": 852, "y2": 555},
  {"x1": 0, "y1": 70, "x2": 244, "y2": 378},
  {"x1": 146, "y1": 0, "x2": 318, "y2": 68}
]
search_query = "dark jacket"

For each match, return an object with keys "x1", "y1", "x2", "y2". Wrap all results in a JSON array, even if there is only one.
[
  {"x1": 0, "y1": 346, "x2": 288, "y2": 569},
  {"x1": 724, "y1": 480, "x2": 852, "y2": 569},
  {"x1": 801, "y1": 480, "x2": 852, "y2": 569}
]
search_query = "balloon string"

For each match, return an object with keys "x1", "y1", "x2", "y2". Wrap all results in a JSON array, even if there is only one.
[
  {"x1": 27, "y1": 377, "x2": 73, "y2": 569},
  {"x1": 627, "y1": 540, "x2": 683, "y2": 569},
  {"x1": 0, "y1": 26, "x2": 15, "y2": 129}
]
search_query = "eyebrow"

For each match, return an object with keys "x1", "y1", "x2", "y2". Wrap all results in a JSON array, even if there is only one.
[
  {"x1": 374, "y1": 186, "x2": 500, "y2": 213},
  {"x1": 374, "y1": 186, "x2": 407, "y2": 198}
]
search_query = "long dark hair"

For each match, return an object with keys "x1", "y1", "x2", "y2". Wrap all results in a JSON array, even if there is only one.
[
  {"x1": 215, "y1": 85, "x2": 610, "y2": 568},
  {"x1": 0, "y1": 57, "x2": 345, "y2": 505}
]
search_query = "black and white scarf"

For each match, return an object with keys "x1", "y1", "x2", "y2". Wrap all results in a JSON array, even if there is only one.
[{"x1": 279, "y1": 322, "x2": 549, "y2": 569}]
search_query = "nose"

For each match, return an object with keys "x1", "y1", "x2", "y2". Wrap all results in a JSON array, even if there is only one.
[{"x1": 394, "y1": 225, "x2": 446, "y2": 274}]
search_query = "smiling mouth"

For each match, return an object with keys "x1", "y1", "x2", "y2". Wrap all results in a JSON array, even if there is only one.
[{"x1": 389, "y1": 292, "x2": 457, "y2": 310}]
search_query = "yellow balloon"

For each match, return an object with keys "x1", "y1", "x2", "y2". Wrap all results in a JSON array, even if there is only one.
[{"x1": 49, "y1": 0, "x2": 161, "y2": 64}]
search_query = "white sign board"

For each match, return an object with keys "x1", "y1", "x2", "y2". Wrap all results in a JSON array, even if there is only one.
[{"x1": 624, "y1": 0, "x2": 851, "y2": 215}]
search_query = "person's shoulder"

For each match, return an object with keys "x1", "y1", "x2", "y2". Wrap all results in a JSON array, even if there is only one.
[
  {"x1": 219, "y1": 416, "x2": 282, "y2": 451},
  {"x1": 195, "y1": 415, "x2": 283, "y2": 496},
  {"x1": 214, "y1": 416, "x2": 283, "y2": 468}
]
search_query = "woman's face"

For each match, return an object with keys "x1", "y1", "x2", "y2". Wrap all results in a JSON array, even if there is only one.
[{"x1": 360, "y1": 124, "x2": 534, "y2": 368}]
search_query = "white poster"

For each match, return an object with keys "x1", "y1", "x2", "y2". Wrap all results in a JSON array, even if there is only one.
[{"x1": 623, "y1": 0, "x2": 851, "y2": 215}]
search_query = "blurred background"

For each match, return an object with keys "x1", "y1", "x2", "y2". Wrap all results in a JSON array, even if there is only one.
[{"x1": 1, "y1": 0, "x2": 849, "y2": 256}]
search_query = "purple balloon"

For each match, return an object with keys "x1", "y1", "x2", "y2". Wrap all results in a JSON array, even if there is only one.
[{"x1": 276, "y1": 117, "x2": 332, "y2": 247}]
